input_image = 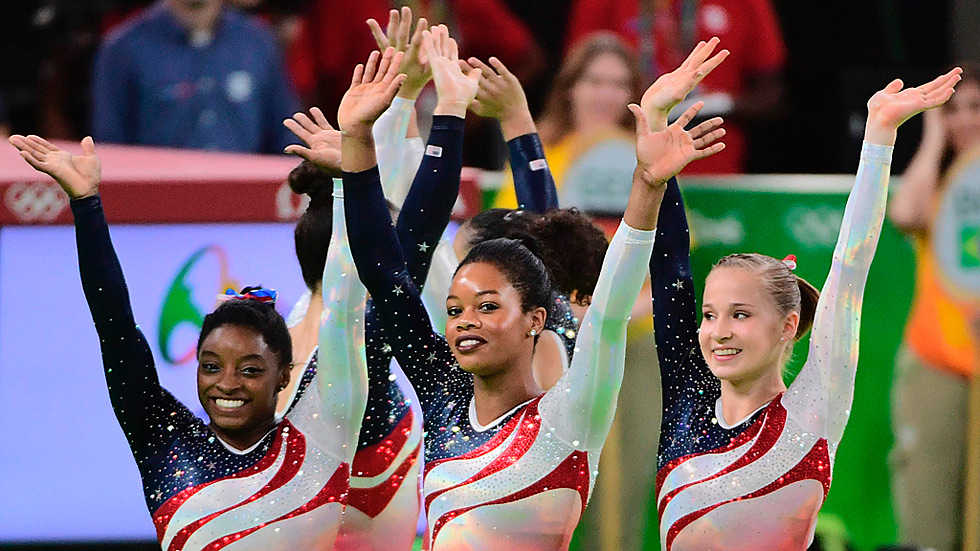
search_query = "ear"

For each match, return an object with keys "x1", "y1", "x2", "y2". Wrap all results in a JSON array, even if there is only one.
[
  {"x1": 529, "y1": 306, "x2": 547, "y2": 336},
  {"x1": 782, "y1": 310, "x2": 800, "y2": 343},
  {"x1": 277, "y1": 363, "x2": 292, "y2": 394}
]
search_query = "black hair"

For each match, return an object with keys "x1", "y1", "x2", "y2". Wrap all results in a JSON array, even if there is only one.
[
  {"x1": 530, "y1": 208, "x2": 608, "y2": 302},
  {"x1": 198, "y1": 286, "x2": 293, "y2": 369},
  {"x1": 457, "y1": 236, "x2": 553, "y2": 315},
  {"x1": 464, "y1": 208, "x2": 540, "y2": 249},
  {"x1": 289, "y1": 161, "x2": 333, "y2": 291}
]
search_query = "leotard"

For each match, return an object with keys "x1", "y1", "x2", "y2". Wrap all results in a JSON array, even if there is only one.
[
  {"x1": 344, "y1": 161, "x2": 655, "y2": 550},
  {"x1": 73, "y1": 186, "x2": 367, "y2": 551},
  {"x1": 651, "y1": 142, "x2": 893, "y2": 550}
]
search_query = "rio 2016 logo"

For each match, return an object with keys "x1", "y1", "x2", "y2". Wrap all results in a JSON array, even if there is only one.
[{"x1": 158, "y1": 245, "x2": 239, "y2": 365}]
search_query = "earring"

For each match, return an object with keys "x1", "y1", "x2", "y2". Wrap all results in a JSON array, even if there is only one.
[{"x1": 529, "y1": 329, "x2": 537, "y2": 337}]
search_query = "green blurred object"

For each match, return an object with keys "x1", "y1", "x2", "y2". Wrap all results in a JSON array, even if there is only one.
[{"x1": 568, "y1": 175, "x2": 908, "y2": 551}]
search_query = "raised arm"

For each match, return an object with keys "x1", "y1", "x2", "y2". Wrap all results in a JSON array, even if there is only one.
[
  {"x1": 337, "y1": 47, "x2": 464, "y2": 419},
  {"x1": 463, "y1": 56, "x2": 557, "y2": 212},
  {"x1": 9, "y1": 135, "x2": 174, "y2": 446},
  {"x1": 785, "y1": 69, "x2": 962, "y2": 451},
  {"x1": 300, "y1": 178, "x2": 369, "y2": 460},
  {"x1": 539, "y1": 102, "x2": 727, "y2": 451}
]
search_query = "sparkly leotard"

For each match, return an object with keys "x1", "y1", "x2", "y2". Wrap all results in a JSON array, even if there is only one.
[
  {"x1": 73, "y1": 186, "x2": 368, "y2": 551},
  {"x1": 284, "y1": 115, "x2": 469, "y2": 551},
  {"x1": 651, "y1": 142, "x2": 893, "y2": 551},
  {"x1": 344, "y1": 163, "x2": 655, "y2": 551}
]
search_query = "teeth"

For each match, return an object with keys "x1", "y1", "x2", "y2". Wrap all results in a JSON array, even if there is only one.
[
  {"x1": 215, "y1": 399, "x2": 245, "y2": 408},
  {"x1": 459, "y1": 339, "x2": 481, "y2": 347},
  {"x1": 715, "y1": 348, "x2": 740, "y2": 356}
]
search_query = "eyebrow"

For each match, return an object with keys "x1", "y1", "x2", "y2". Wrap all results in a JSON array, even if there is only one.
[
  {"x1": 702, "y1": 302, "x2": 754, "y2": 309},
  {"x1": 198, "y1": 351, "x2": 267, "y2": 364},
  {"x1": 446, "y1": 290, "x2": 501, "y2": 300}
]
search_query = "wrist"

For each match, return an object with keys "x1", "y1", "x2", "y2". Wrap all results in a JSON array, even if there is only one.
[
  {"x1": 340, "y1": 125, "x2": 375, "y2": 141},
  {"x1": 500, "y1": 109, "x2": 536, "y2": 141},
  {"x1": 397, "y1": 82, "x2": 426, "y2": 101},
  {"x1": 864, "y1": 118, "x2": 898, "y2": 147},
  {"x1": 434, "y1": 100, "x2": 470, "y2": 118}
]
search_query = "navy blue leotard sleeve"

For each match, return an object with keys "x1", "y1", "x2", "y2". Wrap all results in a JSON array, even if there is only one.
[
  {"x1": 72, "y1": 195, "x2": 195, "y2": 471},
  {"x1": 344, "y1": 166, "x2": 469, "y2": 435},
  {"x1": 508, "y1": 132, "x2": 558, "y2": 213},
  {"x1": 650, "y1": 178, "x2": 722, "y2": 469},
  {"x1": 395, "y1": 115, "x2": 465, "y2": 288}
]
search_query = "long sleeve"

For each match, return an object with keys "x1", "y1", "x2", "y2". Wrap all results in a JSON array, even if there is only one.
[
  {"x1": 395, "y1": 115, "x2": 465, "y2": 289},
  {"x1": 343, "y1": 166, "x2": 465, "y2": 424},
  {"x1": 651, "y1": 178, "x2": 717, "y2": 412},
  {"x1": 539, "y1": 220, "x2": 655, "y2": 451},
  {"x1": 301, "y1": 179, "x2": 369, "y2": 461},
  {"x1": 508, "y1": 132, "x2": 558, "y2": 213},
  {"x1": 374, "y1": 97, "x2": 425, "y2": 207},
  {"x1": 784, "y1": 141, "x2": 893, "y2": 454},
  {"x1": 421, "y1": 239, "x2": 459, "y2": 333},
  {"x1": 72, "y1": 195, "x2": 186, "y2": 453}
]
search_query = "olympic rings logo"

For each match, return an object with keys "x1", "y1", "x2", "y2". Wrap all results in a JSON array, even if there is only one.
[{"x1": 4, "y1": 181, "x2": 69, "y2": 222}]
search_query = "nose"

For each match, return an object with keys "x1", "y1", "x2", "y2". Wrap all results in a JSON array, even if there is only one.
[
  {"x1": 712, "y1": 318, "x2": 732, "y2": 342},
  {"x1": 455, "y1": 309, "x2": 479, "y2": 331},
  {"x1": 214, "y1": 367, "x2": 240, "y2": 394}
]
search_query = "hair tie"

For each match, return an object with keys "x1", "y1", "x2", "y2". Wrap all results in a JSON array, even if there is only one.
[
  {"x1": 781, "y1": 254, "x2": 797, "y2": 271},
  {"x1": 217, "y1": 287, "x2": 277, "y2": 305}
]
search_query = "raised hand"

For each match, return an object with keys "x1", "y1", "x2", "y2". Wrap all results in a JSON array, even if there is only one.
[
  {"x1": 422, "y1": 25, "x2": 480, "y2": 118},
  {"x1": 640, "y1": 37, "x2": 729, "y2": 132},
  {"x1": 283, "y1": 107, "x2": 342, "y2": 175},
  {"x1": 865, "y1": 68, "x2": 962, "y2": 146},
  {"x1": 460, "y1": 56, "x2": 534, "y2": 139},
  {"x1": 336, "y1": 47, "x2": 407, "y2": 139},
  {"x1": 9, "y1": 135, "x2": 101, "y2": 199},
  {"x1": 367, "y1": 7, "x2": 431, "y2": 100},
  {"x1": 631, "y1": 102, "x2": 726, "y2": 186}
]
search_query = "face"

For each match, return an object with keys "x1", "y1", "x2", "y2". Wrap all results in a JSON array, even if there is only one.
[
  {"x1": 699, "y1": 267, "x2": 797, "y2": 386},
  {"x1": 944, "y1": 80, "x2": 980, "y2": 156},
  {"x1": 446, "y1": 262, "x2": 545, "y2": 376},
  {"x1": 197, "y1": 324, "x2": 288, "y2": 446},
  {"x1": 570, "y1": 53, "x2": 633, "y2": 131}
]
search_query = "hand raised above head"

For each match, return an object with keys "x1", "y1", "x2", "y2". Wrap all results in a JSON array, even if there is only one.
[
  {"x1": 865, "y1": 68, "x2": 962, "y2": 146},
  {"x1": 422, "y1": 25, "x2": 480, "y2": 118},
  {"x1": 9, "y1": 135, "x2": 101, "y2": 199},
  {"x1": 337, "y1": 48, "x2": 407, "y2": 139},
  {"x1": 283, "y1": 107, "x2": 342, "y2": 176},
  {"x1": 367, "y1": 7, "x2": 430, "y2": 100},
  {"x1": 640, "y1": 37, "x2": 729, "y2": 132},
  {"x1": 632, "y1": 102, "x2": 726, "y2": 187}
]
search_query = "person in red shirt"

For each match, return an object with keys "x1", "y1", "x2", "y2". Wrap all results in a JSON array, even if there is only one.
[{"x1": 566, "y1": 0, "x2": 787, "y2": 173}]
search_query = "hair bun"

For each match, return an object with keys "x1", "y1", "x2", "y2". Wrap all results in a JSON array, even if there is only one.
[{"x1": 288, "y1": 160, "x2": 332, "y2": 198}]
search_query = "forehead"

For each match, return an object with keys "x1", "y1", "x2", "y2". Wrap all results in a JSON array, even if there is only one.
[
  {"x1": 583, "y1": 53, "x2": 631, "y2": 80},
  {"x1": 947, "y1": 81, "x2": 980, "y2": 109},
  {"x1": 200, "y1": 324, "x2": 271, "y2": 356},
  {"x1": 703, "y1": 266, "x2": 770, "y2": 306},
  {"x1": 450, "y1": 262, "x2": 517, "y2": 298}
]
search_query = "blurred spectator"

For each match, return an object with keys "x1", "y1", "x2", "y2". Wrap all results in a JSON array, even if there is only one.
[
  {"x1": 494, "y1": 33, "x2": 643, "y2": 211},
  {"x1": 91, "y1": 0, "x2": 299, "y2": 153},
  {"x1": 290, "y1": 0, "x2": 544, "y2": 128},
  {"x1": 888, "y1": 63, "x2": 980, "y2": 551},
  {"x1": 566, "y1": 0, "x2": 787, "y2": 173}
]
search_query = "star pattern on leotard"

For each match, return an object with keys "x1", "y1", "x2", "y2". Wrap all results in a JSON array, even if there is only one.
[
  {"x1": 418, "y1": 242, "x2": 430, "y2": 252},
  {"x1": 393, "y1": 285, "x2": 404, "y2": 296}
]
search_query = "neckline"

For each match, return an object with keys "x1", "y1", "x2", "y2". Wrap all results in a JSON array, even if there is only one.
[
  {"x1": 468, "y1": 396, "x2": 536, "y2": 433},
  {"x1": 714, "y1": 396, "x2": 772, "y2": 430},
  {"x1": 212, "y1": 425, "x2": 279, "y2": 455}
]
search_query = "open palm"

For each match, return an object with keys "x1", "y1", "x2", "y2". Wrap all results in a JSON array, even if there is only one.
[
  {"x1": 283, "y1": 107, "x2": 342, "y2": 175},
  {"x1": 632, "y1": 102, "x2": 726, "y2": 185},
  {"x1": 868, "y1": 68, "x2": 962, "y2": 129},
  {"x1": 337, "y1": 48, "x2": 407, "y2": 137},
  {"x1": 640, "y1": 37, "x2": 728, "y2": 132},
  {"x1": 9, "y1": 135, "x2": 101, "y2": 199},
  {"x1": 367, "y1": 7, "x2": 431, "y2": 98},
  {"x1": 423, "y1": 26, "x2": 480, "y2": 115}
]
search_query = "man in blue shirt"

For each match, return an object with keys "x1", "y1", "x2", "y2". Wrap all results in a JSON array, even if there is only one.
[{"x1": 92, "y1": 0, "x2": 299, "y2": 153}]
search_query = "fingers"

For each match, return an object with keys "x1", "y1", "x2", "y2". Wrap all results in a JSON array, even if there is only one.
[
  {"x1": 375, "y1": 47, "x2": 395, "y2": 83},
  {"x1": 884, "y1": 78, "x2": 904, "y2": 94},
  {"x1": 694, "y1": 141, "x2": 726, "y2": 161},
  {"x1": 293, "y1": 112, "x2": 321, "y2": 134},
  {"x1": 673, "y1": 101, "x2": 705, "y2": 129},
  {"x1": 383, "y1": 51, "x2": 405, "y2": 84},
  {"x1": 350, "y1": 63, "x2": 365, "y2": 89},
  {"x1": 628, "y1": 103, "x2": 650, "y2": 137},
  {"x1": 310, "y1": 107, "x2": 333, "y2": 129},
  {"x1": 421, "y1": 29, "x2": 437, "y2": 64},
  {"x1": 445, "y1": 31, "x2": 458, "y2": 61},
  {"x1": 411, "y1": 17, "x2": 428, "y2": 47},
  {"x1": 363, "y1": 50, "x2": 382, "y2": 83},
  {"x1": 26, "y1": 135, "x2": 55, "y2": 154},
  {"x1": 488, "y1": 57, "x2": 515, "y2": 80},
  {"x1": 699, "y1": 49, "x2": 729, "y2": 78},
  {"x1": 923, "y1": 86, "x2": 956, "y2": 108},
  {"x1": 283, "y1": 144, "x2": 314, "y2": 161},
  {"x1": 395, "y1": 6, "x2": 412, "y2": 50},
  {"x1": 691, "y1": 37, "x2": 720, "y2": 68},
  {"x1": 918, "y1": 67, "x2": 962, "y2": 94},
  {"x1": 80, "y1": 136, "x2": 96, "y2": 157},
  {"x1": 385, "y1": 9, "x2": 398, "y2": 43},
  {"x1": 465, "y1": 67, "x2": 482, "y2": 86},
  {"x1": 19, "y1": 150, "x2": 47, "y2": 172},
  {"x1": 366, "y1": 18, "x2": 389, "y2": 49},
  {"x1": 689, "y1": 116, "x2": 724, "y2": 141},
  {"x1": 692, "y1": 127, "x2": 726, "y2": 150},
  {"x1": 383, "y1": 74, "x2": 408, "y2": 103},
  {"x1": 283, "y1": 118, "x2": 312, "y2": 142}
]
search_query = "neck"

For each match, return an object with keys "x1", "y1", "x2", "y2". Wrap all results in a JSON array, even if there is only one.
[
  {"x1": 277, "y1": 289, "x2": 322, "y2": 414},
  {"x1": 472, "y1": 362, "x2": 542, "y2": 427},
  {"x1": 718, "y1": 369, "x2": 786, "y2": 426},
  {"x1": 210, "y1": 420, "x2": 276, "y2": 451}
]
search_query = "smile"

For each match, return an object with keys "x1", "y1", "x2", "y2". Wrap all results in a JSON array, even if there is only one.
[
  {"x1": 712, "y1": 348, "x2": 741, "y2": 361},
  {"x1": 214, "y1": 398, "x2": 246, "y2": 409},
  {"x1": 455, "y1": 336, "x2": 487, "y2": 353}
]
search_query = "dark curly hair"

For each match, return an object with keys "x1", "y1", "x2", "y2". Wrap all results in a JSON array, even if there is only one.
[
  {"x1": 289, "y1": 161, "x2": 334, "y2": 292},
  {"x1": 457, "y1": 236, "x2": 553, "y2": 316},
  {"x1": 530, "y1": 208, "x2": 608, "y2": 302},
  {"x1": 198, "y1": 287, "x2": 293, "y2": 369}
]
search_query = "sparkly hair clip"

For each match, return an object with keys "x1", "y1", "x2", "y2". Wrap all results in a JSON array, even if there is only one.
[
  {"x1": 217, "y1": 287, "x2": 277, "y2": 305},
  {"x1": 781, "y1": 254, "x2": 797, "y2": 271}
]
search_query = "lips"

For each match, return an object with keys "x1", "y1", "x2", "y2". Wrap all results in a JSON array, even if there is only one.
[
  {"x1": 211, "y1": 397, "x2": 248, "y2": 411},
  {"x1": 712, "y1": 348, "x2": 742, "y2": 361},
  {"x1": 454, "y1": 334, "x2": 487, "y2": 353}
]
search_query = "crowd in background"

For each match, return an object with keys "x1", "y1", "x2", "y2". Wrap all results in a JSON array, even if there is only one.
[{"x1": 0, "y1": 0, "x2": 957, "y2": 174}]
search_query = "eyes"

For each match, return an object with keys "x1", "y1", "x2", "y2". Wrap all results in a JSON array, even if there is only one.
[
  {"x1": 446, "y1": 301, "x2": 499, "y2": 317},
  {"x1": 199, "y1": 362, "x2": 265, "y2": 377},
  {"x1": 701, "y1": 311, "x2": 750, "y2": 321}
]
